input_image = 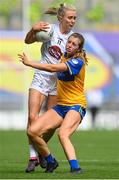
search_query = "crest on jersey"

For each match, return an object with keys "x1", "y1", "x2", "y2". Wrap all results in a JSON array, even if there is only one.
[
  {"x1": 72, "y1": 59, "x2": 78, "y2": 64},
  {"x1": 48, "y1": 45, "x2": 62, "y2": 60}
]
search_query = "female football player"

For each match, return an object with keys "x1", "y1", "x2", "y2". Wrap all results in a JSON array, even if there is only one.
[
  {"x1": 24, "y1": 3, "x2": 77, "y2": 172},
  {"x1": 18, "y1": 33, "x2": 88, "y2": 173}
]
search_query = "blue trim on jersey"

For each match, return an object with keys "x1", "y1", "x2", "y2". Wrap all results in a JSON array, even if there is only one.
[
  {"x1": 52, "y1": 104, "x2": 86, "y2": 120},
  {"x1": 65, "y1": 58, "x2": 84, "y2": 75},
  {"x1": 57, "y1": 58, "x2": 84, "y2": 82}
]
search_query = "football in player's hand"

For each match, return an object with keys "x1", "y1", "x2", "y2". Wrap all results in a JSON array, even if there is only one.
[{"x1": 35, "y1": 24, "x2": 53, "y2": 42}]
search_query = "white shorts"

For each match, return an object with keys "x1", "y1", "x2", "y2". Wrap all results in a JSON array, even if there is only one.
[{"x1": 30, "y1": 71, "x2": 57, "y2": 96}]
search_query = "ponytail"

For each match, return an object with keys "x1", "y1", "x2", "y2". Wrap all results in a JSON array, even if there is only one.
[
  {"x1": 44, "y1": 3, "x2": 76, "y2": 20},
  {"x1": 44, "y1": 7, "x2": 58, "y2": 15}
]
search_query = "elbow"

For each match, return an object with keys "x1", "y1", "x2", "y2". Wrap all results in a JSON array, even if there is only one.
[{"x1": 24, "y1": 39, "x2": 30, "y2": 44}]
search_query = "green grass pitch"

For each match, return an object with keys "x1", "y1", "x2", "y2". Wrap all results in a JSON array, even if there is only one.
[{"x1": 0, "y1": 130, "x2": 119, "y2": 179}]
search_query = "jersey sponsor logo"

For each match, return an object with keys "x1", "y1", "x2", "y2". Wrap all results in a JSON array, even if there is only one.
[{"x1": 48, "y1": 45, "x2": 62, "y2": 60}]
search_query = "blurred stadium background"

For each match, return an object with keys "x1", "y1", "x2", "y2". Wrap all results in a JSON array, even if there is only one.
[{"x1": 0, "y1": 0, "x2": 119, "y2": 130}]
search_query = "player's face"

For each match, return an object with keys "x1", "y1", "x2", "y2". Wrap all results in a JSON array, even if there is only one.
[
  {"x1": 66, "y1": 36, "x2": 80, "y2": 56},
  {"x1": 61, "y1": 10, "x2": 77, "y2": 32}
]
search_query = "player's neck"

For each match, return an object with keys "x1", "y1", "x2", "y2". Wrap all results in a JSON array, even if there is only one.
[{"x1": 59, "y1": 24, "x2": 70, "y2": 34}]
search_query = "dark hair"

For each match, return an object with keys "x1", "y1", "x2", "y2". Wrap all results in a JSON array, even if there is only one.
[
  {"x1": 69, "y1": 33, "x2": 88, "y2": 65},
  {"x1": 44, "y1": 3, "x2": 76, "y2": 21}
]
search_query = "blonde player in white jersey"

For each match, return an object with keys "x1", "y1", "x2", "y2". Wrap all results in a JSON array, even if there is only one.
[
  {"x1": 24, "y1": 4, "x2": 77, "y2": 173},
  {"x1": 31, "y1": 23, "x2": 73, "y2": 96}
]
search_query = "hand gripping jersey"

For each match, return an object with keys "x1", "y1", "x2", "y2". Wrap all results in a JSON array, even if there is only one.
[{"x1": 57, "y1": 53, "x2": 86, "y2": 108}]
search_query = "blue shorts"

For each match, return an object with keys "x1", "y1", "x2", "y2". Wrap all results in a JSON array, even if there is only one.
[{"x1": 52, "y1": 104, "x2": 86, "y2": 120}]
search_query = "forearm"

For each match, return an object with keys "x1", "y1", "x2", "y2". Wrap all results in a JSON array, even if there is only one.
[
  {"x1": 25, "y1": 22, "x2": 49, "y2": 44},
  {"x1": 25, "y1": 28, "x2": 37, "y2": 44},
  {"x1": 18, "y1": 52, "x2": 68, "y2": 72},
  {"x1": 26, "y1": 61, "x2": 59, "y2": 72}
]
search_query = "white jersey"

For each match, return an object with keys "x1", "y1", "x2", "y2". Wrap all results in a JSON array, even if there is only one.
[
  {"x1": 30, "y1": 24, "x2": 73, "y2": 96},
  {"x1": 35, "y1": 23, "x2": 73, "y2": 74}
]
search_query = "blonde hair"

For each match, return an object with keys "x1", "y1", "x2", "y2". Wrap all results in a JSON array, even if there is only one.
[{"x1": 44, "y1": 3, "x2": 76, "y2": 20}]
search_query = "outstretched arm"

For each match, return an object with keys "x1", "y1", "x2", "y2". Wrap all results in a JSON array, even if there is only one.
[
  {"x1": 18, "y1": 52, "x2": 68, "y2": 72},
  {"x1": 25, "y1": 22, "x2": 50, "y2": 44}
]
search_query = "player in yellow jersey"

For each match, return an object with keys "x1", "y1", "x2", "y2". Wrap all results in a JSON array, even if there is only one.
[{"x1": 18, "y1": 33, "x2": 88, "y2": 173}]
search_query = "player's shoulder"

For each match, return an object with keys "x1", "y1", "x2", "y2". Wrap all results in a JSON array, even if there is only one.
[{"x1": 69, "y1": 57, "x2": 84, "y2": 64}]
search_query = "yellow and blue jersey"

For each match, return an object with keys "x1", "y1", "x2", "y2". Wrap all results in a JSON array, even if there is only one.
[{"x1": 57, "y1": 53, "x2": 86, "y2": 108}]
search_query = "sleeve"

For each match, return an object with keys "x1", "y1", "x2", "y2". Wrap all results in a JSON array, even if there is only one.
[{"x1": 65, "y1": 58, "x2": 84, "y2": 75}]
